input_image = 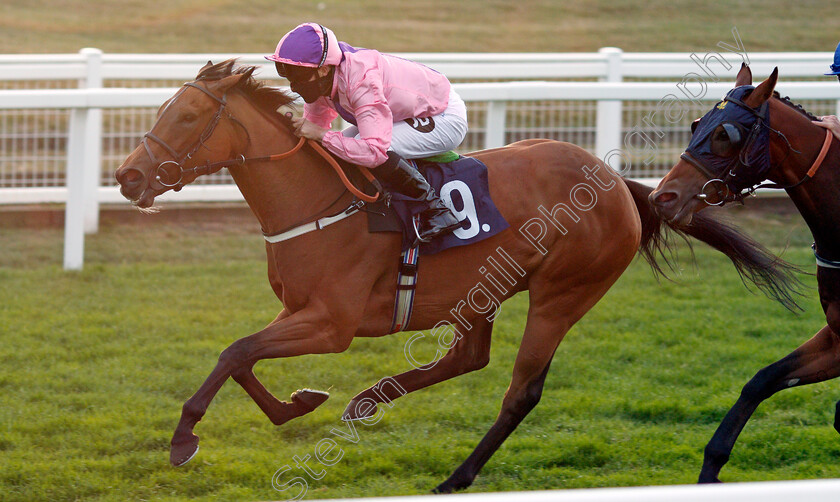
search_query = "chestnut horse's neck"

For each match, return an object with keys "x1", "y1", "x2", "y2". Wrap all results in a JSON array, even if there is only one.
[
  {"x1": 223, "y1": 90, "x2": 351, "y2": 236},
  {"x1": 768, "y1": 97, "x2": 840, "y2": 259}
]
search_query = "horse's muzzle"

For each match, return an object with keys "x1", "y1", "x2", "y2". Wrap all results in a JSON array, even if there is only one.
[{"x1": 115, "y1": 165, "x2": 148, "y2": 201}]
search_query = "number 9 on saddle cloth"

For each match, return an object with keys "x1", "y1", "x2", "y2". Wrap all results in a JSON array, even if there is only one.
[{"x1": 367, "y1": 156, "x2": 508, "y2": 255}]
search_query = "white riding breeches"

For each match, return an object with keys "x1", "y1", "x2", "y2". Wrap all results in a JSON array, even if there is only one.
[{"x1": 340, "y1": 87, "x2": 468, "y2": 160}]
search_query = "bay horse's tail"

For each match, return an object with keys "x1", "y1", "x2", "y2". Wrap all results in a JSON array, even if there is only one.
[{"x1": 622, "y1": 178, "x2": 804, "y2": 311}]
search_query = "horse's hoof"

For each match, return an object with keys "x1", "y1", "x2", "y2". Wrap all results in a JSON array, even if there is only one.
[
  {"x1": 291, "y1": 388, "x2": 329, "y2": 412},
  {"x1": 170, "y1": 433, "x2": 200, "y2": 467},
  {"x1": 698, "y1": 475, "x2": 722, "y2": 484},
  {"x1": 432, "y1": 479, "x2": 463, "y2": 494},
  {"x1": 432, "y1": 472, "x2": 473, "y2": 494},
  {"x1": 432, "y1": 482, "x2": 452, "y2": 494},
  {"x1": 341, "y1": 398, "x2": 378, "y2": 421}
]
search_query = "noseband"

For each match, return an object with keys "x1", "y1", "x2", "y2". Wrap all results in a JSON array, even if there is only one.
[{"x1": 142, "y1": 82, "x2": 250, "y2": 191}]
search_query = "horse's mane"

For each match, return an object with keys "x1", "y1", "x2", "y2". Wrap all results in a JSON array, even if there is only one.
[
  {"x1": 772, "y1": 90, "x2": 819, "y2": 121},
  {"x1": 194, "y1": 59, "x2": 374, "y2": 192},
  {"x1": 196, "y1": 59, "x2": 298, "y2": 116}
]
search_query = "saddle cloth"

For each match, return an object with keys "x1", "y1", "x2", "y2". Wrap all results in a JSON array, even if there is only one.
[
  {"x1": 368, "y1": 155, "x2": 509, "y2": 255},
  {"x1": 362, "y1": 154, "x2": 508, "y2": 333}
]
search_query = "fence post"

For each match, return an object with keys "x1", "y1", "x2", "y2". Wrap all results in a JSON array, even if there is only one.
[
  {"x1": 64, "y1": 103, "x2": 88, "y2": 270},
  {"x1": 63, "y1": 48, "x2": 103, "y2": 270},
  {"x1": 81, "y1": 48, "x2": 103, "y2": 235},
  {"x1": 485, "y1": 101, "x2": 507, "y2": 149},
  {"x1": 596, "y1": 47, "x2": 623, "y2": 168}
]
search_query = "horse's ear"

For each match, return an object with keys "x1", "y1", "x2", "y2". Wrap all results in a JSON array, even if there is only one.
[
  {"x1": 735, "y1": 63, "x2": 752, "y2": 86},
  {"x1": 745, "y1": 67, "x2": 778, "y2": 107},
  {"x1": 200, "y1": 60, "x2": 213, "y2": 72},
  {"x1": 214, "y1": 69, "x2": 254, "y2": 93}
]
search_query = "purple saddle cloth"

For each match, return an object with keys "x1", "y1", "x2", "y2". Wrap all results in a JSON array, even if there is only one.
[{"x1": 378, "y1": 156, "x2": 509, "y2": 255}]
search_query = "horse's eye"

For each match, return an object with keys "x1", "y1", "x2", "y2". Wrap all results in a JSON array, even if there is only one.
[
  {"x1": 181, "y1": 112, "x2": 198, "y2": 124},
  {"x1": 710, "y1": 123, "x2": 743, "y2": 157}
]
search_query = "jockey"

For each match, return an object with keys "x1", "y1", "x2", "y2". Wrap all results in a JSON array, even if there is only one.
[
  {"x1": 265, "y1": 23, "x2": 467, "y2": 243},
  {"x1": 814, "y1": 41, "x2": 840, "y2": 141}
]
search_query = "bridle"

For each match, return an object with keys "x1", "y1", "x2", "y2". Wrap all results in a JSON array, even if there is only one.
[
  {"x1": 680, "y1": 91, "x2": 770, "y2": 205},
  {"x1": 681, "y1": 91, "x2": 833, "y2": 206},
  {"x1": 137, "y1": 77, "x2": 383, "y2": 243},
  {"x1": 139, "y1": 78, "x2": 380, "y2": 200},
  {"x1": 680, "y1": 88, "x2": 839, "y2": 270},
  {"x1": 142, "y1": 82, "x2": 254, "y2": 192}
]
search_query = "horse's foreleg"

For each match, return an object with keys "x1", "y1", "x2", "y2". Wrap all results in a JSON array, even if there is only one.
[
  {"x1": 227, "y1": 309, "x2": 329, "y2": 425},
  {"x1": 342, "y1": 318, "x2": 493, "y2": 420},
  {"x1": 699, "y1": 324, "x2": 840, "y2": 483},
  {"x1": 230, "y1": 367, "x2": 329, "y2": 425},
  {"x1": 170, "y1": 308, "x2": 353, "y2": 466}
]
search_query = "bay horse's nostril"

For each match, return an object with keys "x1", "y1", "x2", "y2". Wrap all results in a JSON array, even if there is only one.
[{"x1": 651, "y1": 190, "x2": 677, "y2": 207}]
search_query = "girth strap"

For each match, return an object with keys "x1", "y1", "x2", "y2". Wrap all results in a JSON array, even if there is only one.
[
  {"x1": 813, "y1": 243, "x2": 840, "y2": 269},
  {"x1": 390, "y1": 245, "x2": 420, "y2": 333}
]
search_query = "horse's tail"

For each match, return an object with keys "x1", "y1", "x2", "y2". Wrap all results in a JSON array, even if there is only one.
[{"x1": 622, "y1": 178, "x2": 804, "y2": 311}]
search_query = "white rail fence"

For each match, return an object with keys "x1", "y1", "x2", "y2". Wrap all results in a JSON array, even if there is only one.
[
  {"x1": 2, "y1": 49, "x2": 840, "y2": 269},
  {"x1": 301, "y1": 479, "x2": 840, "y2": 502}
]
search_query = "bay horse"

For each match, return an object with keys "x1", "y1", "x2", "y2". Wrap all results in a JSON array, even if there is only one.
[
  {"x1": 115, "y1": 60, "x2": 798, "y2": 492},
  {"x1": 650, "y1": 64, "x2": 839, "y2": 483}
]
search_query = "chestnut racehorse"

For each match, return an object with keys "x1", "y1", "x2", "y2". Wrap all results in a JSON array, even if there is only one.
[
  {"x1": 116, "y1": 60, "x2": 798, "y2": 492},
  {"x1": 651, "y1": 64, "x2": 839, "y2": 483}
]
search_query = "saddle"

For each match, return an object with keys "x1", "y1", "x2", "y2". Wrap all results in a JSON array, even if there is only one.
[
  {"x1": 335, "y1": 151, "x2": 509, "y2": 332},
  {"x1": 357, "y1": 153, "x2": 508, "y2": 255}
]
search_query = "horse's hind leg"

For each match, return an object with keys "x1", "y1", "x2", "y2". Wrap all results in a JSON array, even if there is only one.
[
  {"x1": 699, "y1": 324, "x2": 840, "y2": 483},
  {"x1": 434, "y1": 273, "x2": 619, "y2": 493},
  {"x1": 342, "y1": 318, "x2": 493, "y2": 420}
]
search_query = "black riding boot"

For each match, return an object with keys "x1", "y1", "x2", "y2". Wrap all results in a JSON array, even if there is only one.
[{"x1": 374, "y1": 152, "x2": 462, "y2": 244}]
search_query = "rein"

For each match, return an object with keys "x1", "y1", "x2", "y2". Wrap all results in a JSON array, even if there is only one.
[
  {"x1": 755, "y1": 128, "x2": 833, "y2": 191},
  {"x1": 143, "y1": 81, "x2": 380, "y2": 204}
]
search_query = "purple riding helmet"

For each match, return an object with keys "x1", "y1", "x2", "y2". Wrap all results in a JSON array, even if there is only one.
[{"x1": 265, "y1": 23, "x2": 342, "y2": 103}]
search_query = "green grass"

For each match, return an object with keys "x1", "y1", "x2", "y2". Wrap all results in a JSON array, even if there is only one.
[
  {"x1": 2, "y1": 0, "x2": 840, "y2": 54},
  {"x1": 4, "y1": 2, "x2": 840, "y2": 499},
  {"x1": 1, "y1": 203, "x2": 839, "y2": 501}
]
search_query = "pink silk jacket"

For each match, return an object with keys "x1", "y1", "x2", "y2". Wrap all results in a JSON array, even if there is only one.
[{"x1": 303, "y1": 44, "x2": 452, "y2": 167}]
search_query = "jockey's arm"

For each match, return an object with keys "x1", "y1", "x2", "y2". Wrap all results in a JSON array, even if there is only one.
[
  {"x1": 320, "y1": 71, "x2": 393, "y2": 168},
  {"x1": 303, "y1": 98, "x2": 338, "y2": 130}
]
